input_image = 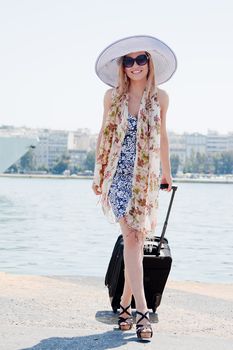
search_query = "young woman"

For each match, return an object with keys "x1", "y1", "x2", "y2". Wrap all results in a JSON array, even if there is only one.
[{"x1": 92, "y1": 35, "x2": 177, "y2": 339}]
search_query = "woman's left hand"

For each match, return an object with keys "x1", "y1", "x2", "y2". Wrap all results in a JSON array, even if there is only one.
[{"x1": 161, "y1": 173, "x2": 173, "y2": 192}]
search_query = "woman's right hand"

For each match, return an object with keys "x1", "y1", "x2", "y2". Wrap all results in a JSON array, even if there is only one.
[{"x1": 92, "y1": 182, "x2": 102, "y2": 195}]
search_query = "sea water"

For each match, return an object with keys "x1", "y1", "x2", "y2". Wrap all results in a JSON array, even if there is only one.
[{"x1": 0, "y1": 177, "x2": 232, "y2": 283}]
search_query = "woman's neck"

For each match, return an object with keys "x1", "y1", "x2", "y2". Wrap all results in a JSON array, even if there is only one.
[{"x1": 128, "y1": 78, "x2": 147, "y2": 98}]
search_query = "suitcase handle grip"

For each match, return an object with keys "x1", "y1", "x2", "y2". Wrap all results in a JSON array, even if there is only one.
[
  {"x1": 160, "y1": 183, "x2": 178, "y2": 191},
  {"x1": 156, "y1": 184, "x2": 178, "y2": 256}
]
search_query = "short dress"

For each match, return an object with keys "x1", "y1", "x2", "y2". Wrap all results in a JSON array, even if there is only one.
[{"x1": 108, "y1": 113, "x2": 137, "y2": 220}]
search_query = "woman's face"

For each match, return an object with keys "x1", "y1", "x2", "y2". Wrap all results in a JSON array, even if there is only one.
[{"x1": 123, "y1": 51, "x2": 149, "y2": 81}]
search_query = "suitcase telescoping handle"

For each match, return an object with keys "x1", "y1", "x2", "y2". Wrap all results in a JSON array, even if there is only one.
[{"x1": 156, "y1": 184, "x2": 178, "y2": 256}]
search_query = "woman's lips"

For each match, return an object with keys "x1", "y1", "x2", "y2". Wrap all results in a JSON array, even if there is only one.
[{"x1": 131, "y1": 70, "x2": 142, "y2": 74}]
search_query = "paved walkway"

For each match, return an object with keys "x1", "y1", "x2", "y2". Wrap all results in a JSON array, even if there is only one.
[{"x1": 0, "y1": 274, "x2": 232, "y2": 350}]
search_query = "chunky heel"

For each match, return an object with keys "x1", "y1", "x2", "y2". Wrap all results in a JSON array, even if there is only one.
[
  {"x1": 136, "y1": 311, "x2": 153, "y2": 339},
  {"x1": 118, "y1": 304, "x2": 133, "y2": 331}
]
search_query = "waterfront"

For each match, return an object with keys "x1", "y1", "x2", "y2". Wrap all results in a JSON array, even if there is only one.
[{"x1": 0, "y1": 177, "x2": 232, "y2": 283}]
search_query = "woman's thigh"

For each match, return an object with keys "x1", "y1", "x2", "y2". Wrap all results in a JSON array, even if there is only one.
[{"x1": 118, "y1": 216, "x2": 145, "y2": 249}]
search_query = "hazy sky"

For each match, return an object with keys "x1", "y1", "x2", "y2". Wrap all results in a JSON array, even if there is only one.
[{"x1": 0, "y1": 0, "x2": 233, "y2": 135}]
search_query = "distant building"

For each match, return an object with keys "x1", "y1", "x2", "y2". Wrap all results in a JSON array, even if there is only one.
[
  {"x1": 68, "y1": 149, "x2": 87, "y2": 169},
  {"x1": 169, "y1": 130, "x2": 233, "y2": 161},
  {"x1": 3, "y1": 125, "x2": 233, "y2": 171},
  {"x1": 185, "y1": 132, "x2": 206, "y2": 158},
  {"x1": 34, "y1": 129, "x2": 68, "y2": 169},
  {"x1": 206, "y1": 130, "x2": 228, "y2": 154},
  {"x1": 89, "y1": 133, "x2": 98, "y2": 152},
  {"x1": 67, "y1": 128, "x2": 93, "y2": 169},
  {"x1": 227, "y1": 132, "x2": 233, "y2": 151},
  {"x1": 33, "y1": 131, "x2": 49, "y2": 168},
  {"x1": 168, "y1": 131, "x2": 186, "y2": 163},
  {"x1": 68, "y1": 128, "x2": 92, "y2": 151}
]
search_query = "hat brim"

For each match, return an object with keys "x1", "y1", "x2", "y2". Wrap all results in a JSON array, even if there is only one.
[{"x1": 95, "y1": 35, "x2": 177, "y2": 86}]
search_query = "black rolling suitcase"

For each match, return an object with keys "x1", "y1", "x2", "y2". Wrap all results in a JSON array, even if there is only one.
[{"x1": 105, "y1": 184, "x2": 177, "y2": 313}]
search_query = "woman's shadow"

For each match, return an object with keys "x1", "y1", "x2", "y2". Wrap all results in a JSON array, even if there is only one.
[
  {"x1": 21, "y1": 310, "x2": 158, "y2": 350},
  {"x1": 21, "y1": 330, "x2": 135, "y2": 350}
]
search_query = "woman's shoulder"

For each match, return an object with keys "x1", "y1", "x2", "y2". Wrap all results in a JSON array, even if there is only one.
[
  {"x1": 157, "y1": 87, "x2": 169, "y2": 99},
  {"x1": 103, "y1": 88, "x2": 115, "y2": 110},
  {"x1": 104, "y1": 87, "x2": 114, "y2": 99},
  {"x1": 103, "y1": 87, "x2": 117, "y2": 108},
  {"x1": 157, "y1": 87, "x2": 169, "y2": 109}
]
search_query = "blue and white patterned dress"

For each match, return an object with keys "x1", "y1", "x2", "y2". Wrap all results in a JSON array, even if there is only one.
[{"x1": 108, "y1": 113, "x2": 137, "y2": 220}]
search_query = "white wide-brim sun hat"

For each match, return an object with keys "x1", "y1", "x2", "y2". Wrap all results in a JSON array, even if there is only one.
[{"x1": 95, "y1": 35, "x2": 177, "y2": 87}]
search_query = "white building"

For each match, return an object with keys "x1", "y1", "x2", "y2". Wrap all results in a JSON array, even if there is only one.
[
  {"x1": 227, "y1": 132, "x2": 233, "y2": 151},
  {"x1": 185, "y1": 132, "x2": 206, "y2": 158},
  {"x1": 89, "y1": 133, "x2": 98, "y2": 152},
  {"x1": 169, "y1": 131, "x2": 233, "y2": 165},
  {"x1": 68, "y1": 149, "x2": 87, "y2": 169},
  {"x1": 68, "y1": 128, "x2": 92, "y2": 151},
  {"x1": 34, "y1": 129, "x2": 69, "y2": 169},
  {"x1": 168, "y1": 132, "x2": 186, "y2": 163},
  {"x1": 206, "y1": 130, "x2": 228, "y2": 154}
]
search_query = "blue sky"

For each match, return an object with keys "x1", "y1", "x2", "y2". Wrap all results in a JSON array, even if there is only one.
[{"x1": 0, "y1": 0, "x2": 232, "y2": 134}]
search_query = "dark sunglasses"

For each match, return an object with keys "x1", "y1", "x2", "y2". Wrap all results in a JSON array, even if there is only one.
[{"x1": 122, "y1": 53, "x2": 150, "y2": 68}]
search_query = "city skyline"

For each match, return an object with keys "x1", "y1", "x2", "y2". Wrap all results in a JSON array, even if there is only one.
[
  {"x1": 2, "y1": 124, "x2": 232, "y2": 173},
  {"x1": 1, "y1": 123, "x2": 233, "y2": 136},
  {"x1": 0, "y1": 1, "x2": 233, "y2": 134}
]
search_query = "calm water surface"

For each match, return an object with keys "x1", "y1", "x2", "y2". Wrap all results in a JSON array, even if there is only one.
[{"x1": 0, "y1": 177, "x2": 232, "y2": 283}]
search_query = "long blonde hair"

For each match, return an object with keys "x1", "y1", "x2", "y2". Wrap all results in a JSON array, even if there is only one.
[{"x1": 116, "y1": 51, "x2": 156, "y2": 99}]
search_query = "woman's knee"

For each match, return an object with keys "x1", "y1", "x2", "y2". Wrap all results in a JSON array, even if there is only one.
[{"x1": 119, "y1": 217, "x2": 144, "y2": 246}]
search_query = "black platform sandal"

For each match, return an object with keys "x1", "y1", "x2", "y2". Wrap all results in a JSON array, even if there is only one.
[
  {"x1": 136, "y1": 311, "x2": 153, "y2": 339},
  {"x1": 118, "y1": 304, "x2": 133, "y2": 331}
]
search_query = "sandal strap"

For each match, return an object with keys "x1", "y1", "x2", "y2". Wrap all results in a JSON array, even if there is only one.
[
  {"x1": 119, "y1": 303, "x2": 132, "y2": 317},
  {"x1": 136, "y1": 310, "x2": 150, "y2": 325},
  {"x1": 136, "y1": 323, "x2": 152, "y2": 330}
]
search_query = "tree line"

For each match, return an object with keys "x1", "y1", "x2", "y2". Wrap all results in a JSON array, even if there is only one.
[
  {"x1": 7, "y1": 150, "x2": 233, "y2": 176},
  {"x1": 171, "y1": 151, "x2": 233, "y2": 176},
  {"x1": 7, "y1": 150, "x2": 95, "y2": 175}
]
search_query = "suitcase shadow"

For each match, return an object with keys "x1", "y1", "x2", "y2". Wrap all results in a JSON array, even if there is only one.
[{"x1": 95, "y1": 310, "x2": 159, "y2": 325}]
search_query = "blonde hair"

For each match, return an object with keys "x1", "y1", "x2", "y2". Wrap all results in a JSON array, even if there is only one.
[{"x1": 116, "y1": 51, "x2": 156, "y2": 99}]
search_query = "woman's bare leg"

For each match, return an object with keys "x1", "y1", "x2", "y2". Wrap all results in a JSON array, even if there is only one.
[
  {"x1": 121, "y1": 267, "x2": 132, "y2": 306},
  {"x1": 118, "y1": 267, "x2": 133, "y2": 328},
  {"x1": 118, "y1": 217, "x2": 151, "y2": 331}
]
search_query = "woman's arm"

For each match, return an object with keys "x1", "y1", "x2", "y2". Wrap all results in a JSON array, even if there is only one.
[
  {"x1": 92, "y1": 88, "x2": 113, "y2": 195},
  {"x1": 94, "y1": 89, "x2": 113, "y2": 161},
  {"x1": 158, "y1": 88, "x2": 172, "y2": 191}
]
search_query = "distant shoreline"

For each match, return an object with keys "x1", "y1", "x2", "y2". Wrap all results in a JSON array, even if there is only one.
[{"x1": 0, "y1": 173, "x2": 233, "y2": 184}]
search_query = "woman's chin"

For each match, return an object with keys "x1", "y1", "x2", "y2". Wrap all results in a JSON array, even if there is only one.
[{"x1": 128, "y1": 74, "x2": 147, "y2": 82}]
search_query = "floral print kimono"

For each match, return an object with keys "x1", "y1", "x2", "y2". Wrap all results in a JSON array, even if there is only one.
[{"x1": 93, "y1": 86, "x2": 161, "y2": 236}]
